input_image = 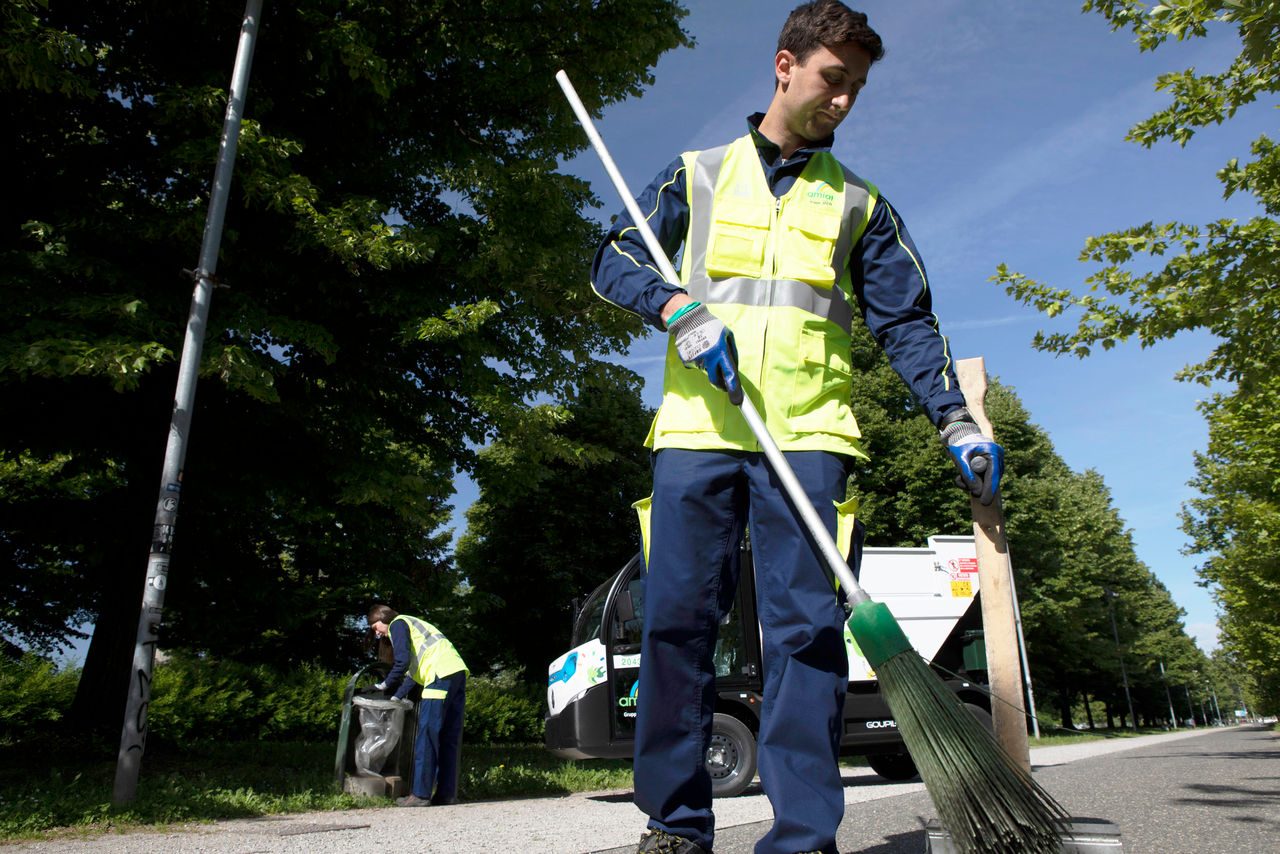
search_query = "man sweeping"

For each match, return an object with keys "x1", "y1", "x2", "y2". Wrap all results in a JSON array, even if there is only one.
[{"x1": 588, "y1": 3, "x2": 1002, "y2": 852}]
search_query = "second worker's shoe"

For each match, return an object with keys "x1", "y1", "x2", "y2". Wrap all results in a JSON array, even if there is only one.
[
  {"x1": 395, "y1": 794, "x2": 431, "y2": 807},
  {"x1": 636, "y1": 827, "x2": 709, "y2": 853}
]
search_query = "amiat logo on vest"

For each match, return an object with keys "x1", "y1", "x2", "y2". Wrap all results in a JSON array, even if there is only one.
[{"x1": 806, "y1": 181, "x2": 837, "y2": 207}]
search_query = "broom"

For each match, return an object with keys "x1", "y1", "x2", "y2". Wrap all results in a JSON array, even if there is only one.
[{"x1": 557, "y1": 70, "x2": 1071, "y2": 853}]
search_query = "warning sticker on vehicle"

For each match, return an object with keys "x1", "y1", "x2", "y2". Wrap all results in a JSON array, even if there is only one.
[
  {"x1": 951, "y1": 580, "x2": 973, "y2": 598},
  {"x1": 949, "y1": 557, "x2": 979, "y2": 578}
]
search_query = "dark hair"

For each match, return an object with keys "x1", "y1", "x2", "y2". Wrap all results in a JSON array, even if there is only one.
[
  {"x1": 778, "y1": 1, "x2": 885, "y2": 65},
  {"x1": 368, "y1": 603, "x2": 398, "y2": 625}
]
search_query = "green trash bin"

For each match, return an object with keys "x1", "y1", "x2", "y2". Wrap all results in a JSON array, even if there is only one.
[{"x1": 334, "y1": 662, "x2": 417, "y2": 798}]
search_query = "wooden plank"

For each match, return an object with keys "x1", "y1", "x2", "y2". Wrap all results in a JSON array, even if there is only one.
[{"x1": 955, "y1": 357, "x2": 1031, "y2": 773}]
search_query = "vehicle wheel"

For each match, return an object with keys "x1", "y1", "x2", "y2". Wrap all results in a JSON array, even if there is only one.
[
  {"x1": 867, "y1": 751, "x2": 919, "y2": 781},
  {"x1": 707, "y1": 713, "x2": 757, "y2": 798}
]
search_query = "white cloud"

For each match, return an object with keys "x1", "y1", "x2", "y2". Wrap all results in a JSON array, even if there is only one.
[{"x1": 943, "y1": 314, "x2": 1037, "y2": 331}]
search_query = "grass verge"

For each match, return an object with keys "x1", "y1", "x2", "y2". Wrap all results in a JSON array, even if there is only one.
[{"x1": 0, "y1": 738, "x2": 632, "y2": 841}]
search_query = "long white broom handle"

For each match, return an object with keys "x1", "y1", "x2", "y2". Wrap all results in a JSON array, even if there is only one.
[{"x1": 555, "y1": 70, "x2": 869, "y2": 606}]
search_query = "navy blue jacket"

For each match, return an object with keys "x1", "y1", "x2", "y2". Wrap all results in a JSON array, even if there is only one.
[
  {"x1": 590, "y1": 114, "x2": 966, "y2": 427},
  {"x1": 382, "y1": 619, "x2": 418, "y2": 701}
]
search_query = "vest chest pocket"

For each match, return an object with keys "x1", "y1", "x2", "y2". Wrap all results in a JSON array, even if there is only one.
[
  {"x1": 778, "y1": 206, "x2": 841, "y2": 287},
  {"x1": 706, "y1": 198, "x2": 772, "y2": 278}
]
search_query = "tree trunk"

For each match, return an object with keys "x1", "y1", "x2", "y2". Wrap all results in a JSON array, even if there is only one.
[
  {"x1": 67, "y1": 399, "x2": 166, "y2": 738},
  {"x1": 1084, "y1": 691, "x2": 1096, "y2": 730},
  {"x1": 67, "y1": 558, "x2": 147, "y2": 737}
]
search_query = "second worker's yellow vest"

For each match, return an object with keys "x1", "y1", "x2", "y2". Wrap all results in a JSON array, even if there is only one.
[
  {"x1": 647, "y1": 133, "x2": 879, "y2": 457},
  {"x1": 390, "y1": 615, "x2": 468, "y2": 698}
]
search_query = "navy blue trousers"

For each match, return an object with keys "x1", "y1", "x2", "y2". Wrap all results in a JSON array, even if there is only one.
[
  {"x1": 635, "y1": 449, "x2": 849, "y2": 854},
  {"x1": 411, "y1": 672, "x2": 466, "y2": 802}
]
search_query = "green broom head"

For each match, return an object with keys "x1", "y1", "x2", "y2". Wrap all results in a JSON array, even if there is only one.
[{"x1": 848, "y1": 600, "x2": 1071, "y2": 854}]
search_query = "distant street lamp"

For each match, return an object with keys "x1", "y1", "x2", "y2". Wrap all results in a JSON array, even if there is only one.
[
  {"x1": 1207, "y1": 683, "x2": 1223, "y2": 726},
  {"x1": 1159, "y1": 661, "x2": 1178, "y2": 728},
  {"x1": 1104, "y1": 588, "x2": 1137, "y2": 730}
]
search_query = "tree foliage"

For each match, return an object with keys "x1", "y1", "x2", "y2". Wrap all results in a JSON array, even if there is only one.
[
  {"x1": 1, "y1": 0, "x2": 690, "y2": 730},
  {"x1": 991, "y1": 0, "x2": 1279, "y2": 709},
  {"x1": 454, "y1": 363, "x2": 655, "y2": 682},
  {"x1": 847, "y1": 322, "x2": 1210, "y2": 727}
]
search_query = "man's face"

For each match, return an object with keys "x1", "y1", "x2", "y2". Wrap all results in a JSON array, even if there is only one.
[{"x1": 776, "y1": 41, "x2": 872, "y2": 144}]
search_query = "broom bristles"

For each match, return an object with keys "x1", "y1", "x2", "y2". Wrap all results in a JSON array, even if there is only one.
[
  {"x1": 848, "y1": 600, "x2": 1070, "y2": 853},
  {"x1": 875, "y1": 649, "x2": 1070, "y2": 854}
]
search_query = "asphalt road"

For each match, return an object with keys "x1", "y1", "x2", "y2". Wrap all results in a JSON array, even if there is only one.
[{"x1": 6, "y1": 726, "x2": 1276, "y2": 853}]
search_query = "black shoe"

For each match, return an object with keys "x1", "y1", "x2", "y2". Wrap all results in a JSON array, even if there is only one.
[
  {"x1": 431, "y1": 795, "x2": 458, "y2": 806},
  {"x1": 395, "y1": 794, "x2": 431, "y2": 807},
  {"x1": 637, "y1": 828, "x2": 709, "y2": 853}
]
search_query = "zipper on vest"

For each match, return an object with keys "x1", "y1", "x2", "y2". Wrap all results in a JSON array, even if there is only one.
[
  {"x1": 769, "y1": 198, "x2": 782, "y2": 280},
  {"x1": 751, "y1": 196, "x2": 783, "y2": 453}
]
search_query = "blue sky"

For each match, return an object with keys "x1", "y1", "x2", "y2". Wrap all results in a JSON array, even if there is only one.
[{"x1": 452, "y1": 1, "x2": 1273, "y2": 655}]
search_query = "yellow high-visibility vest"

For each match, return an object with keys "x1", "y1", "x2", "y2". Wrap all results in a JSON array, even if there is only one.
[
  {"x1": 390, "y1": 615, "x2": 468, "y2": 699},
  {"x1": 647, "y1": 133, "x2": 878, "y2": 458}
]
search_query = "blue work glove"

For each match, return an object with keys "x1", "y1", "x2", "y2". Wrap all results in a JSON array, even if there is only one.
[
  {"x1": 940, "y1": 408, "x2": 1004, "y2": 506},
  {"x1": 667, "y1": 301, "x2": 743, "y2": 405}
]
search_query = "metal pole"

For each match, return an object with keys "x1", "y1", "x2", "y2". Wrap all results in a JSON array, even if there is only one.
[
  {"x1": 1005, "y1": 547, "x2": 1041, "y2": 739},
  {"x1": 1207, "y1": 683, "x2": 1222, "y2": 726},
  {"x1": 1183, "y1": 684, "x2": 1196, "y2": 726},
  {"x1": 1160, "y1": 661, "x2": 1178, "y2": 728},
  {"x1": 112, "y1": 0, "x2": 264, "y2": 806},
  {"x1": 1104, "y1": 589, "x2": 1137, "y2": 730}
]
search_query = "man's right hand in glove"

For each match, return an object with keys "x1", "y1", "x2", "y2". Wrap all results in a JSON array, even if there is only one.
[{"x1": 665, "y1": 299, "x2": 743, "y2": 405}]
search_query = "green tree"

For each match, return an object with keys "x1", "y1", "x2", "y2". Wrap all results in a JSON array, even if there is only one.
[
  {"x1": 1182, "y1": 382, "x2": 1280, "y2": 710},
  {"x1": 1, "y1": 0, "x2": 690, "y2": 731},
  {"x1": 847, "y1": 322, "x2": 1207, "y2": 729},
  {"x1": 991, "y1": 0, "x2": 1279, "y2": 709},
  {"x1": 454, "y1": 363, "x2": 655, "y2": 682}
]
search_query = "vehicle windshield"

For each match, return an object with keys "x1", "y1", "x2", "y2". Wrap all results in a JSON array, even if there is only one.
[{"x1": 573, "y1": 577, "x2": 611, "y2": 647}]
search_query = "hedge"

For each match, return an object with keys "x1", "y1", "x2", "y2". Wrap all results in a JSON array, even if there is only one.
[{"x1": 0, "y1": 654, "x2": 546, "y2": 745}]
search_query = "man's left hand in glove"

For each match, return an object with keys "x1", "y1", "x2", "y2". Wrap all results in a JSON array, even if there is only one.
[{"x1": 940, "y1": 408, "x2": 1004, "y2": 506}]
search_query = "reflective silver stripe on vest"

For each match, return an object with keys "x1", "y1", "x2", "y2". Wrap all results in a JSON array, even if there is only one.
[
  {"x1": 687, "y1": 275, "x2": 852, "y2": 332},
  {"x1": 399, "y1": 616, "x2": 441, "y2": 671},
  {"x1": 686, "y1": 142, "x2": 870, "y2": 334}
]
